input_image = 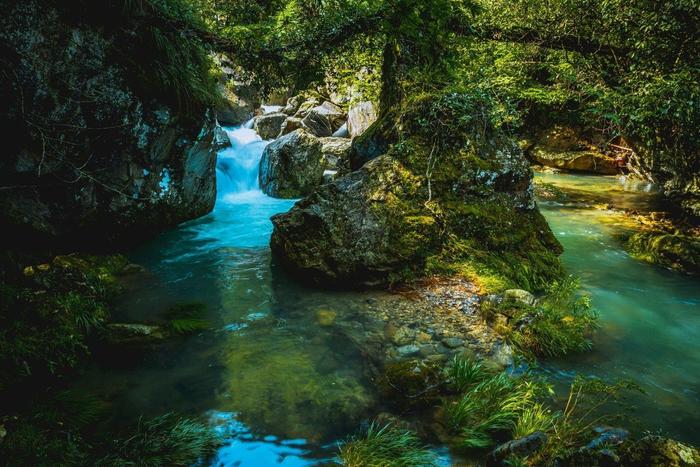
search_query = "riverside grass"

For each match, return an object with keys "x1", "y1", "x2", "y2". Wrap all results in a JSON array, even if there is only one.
[{"x1": 338, "y1": 422, "x2": 438, "y2": 467}]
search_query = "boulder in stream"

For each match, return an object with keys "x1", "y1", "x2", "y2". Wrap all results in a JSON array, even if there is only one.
[
  {"x1": 271, "y1": 155, "x2": 439, "y2": 285},
  {"x1": 254, "y1": 112, "x2": 288, "y2": 140},
  {"x1": 301, "y1": 101, "x2": 346, "y2": 137},
  {"x1": 272, "y1": 92, "x2": 563, "y2": 290},
  {"x1": 259, "y1": 129, "x2": 325, "y2": 198}
]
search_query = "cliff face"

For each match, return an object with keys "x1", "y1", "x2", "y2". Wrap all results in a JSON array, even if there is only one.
[{"x1": 0, "y1": 1, "x2": 218, "y2": 251}]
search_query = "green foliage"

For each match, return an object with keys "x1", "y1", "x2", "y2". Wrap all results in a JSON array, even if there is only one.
[
  {"x1": 162, "y1": 302, "x2": 212, "y2": 335},
  {"x1": 530, "y1": 376, "x2": 644, "y2": 462},
  {"x1": 97, "y1": 413, "x2": 222, "y2": 466},
  {"x1": 337, "y1": 422, "x2": 438, "y2": 467},
  {"x1": 447, "y1": 355, "x2": 489, "y2": 393},
  {"x1": 0, "y1": 402, "x2": 220, "y2": 467},
  {"x1": 512, "y1": 403, "x2": 557, "y2": 439},
  {"x1": 0, "y1": 255, "x2": 127, "y2": 392},
  {"x1": 482, "y1": 277, "x2": 598, "y2": 358},
  {"x1": 443, "y1": 357, "x2": 641, "y2": 462},
  {"x1": 444, "y1": 370, "x2": 541, "y2": 448}
]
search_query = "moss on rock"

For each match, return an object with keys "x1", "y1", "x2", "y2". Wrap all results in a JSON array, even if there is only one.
[
  {"x1": 273, "y1": 91, "x2": 563, "y2": 291},
  {"x1": 626, "y1": 231, "x2": 700, "y2": 273}
]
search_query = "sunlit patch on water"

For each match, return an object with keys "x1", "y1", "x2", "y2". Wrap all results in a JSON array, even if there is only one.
[{"x1": 209, "y1": 411, "x2": 329, "y2": 466}]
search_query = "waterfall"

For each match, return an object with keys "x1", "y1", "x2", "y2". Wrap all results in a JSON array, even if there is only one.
[{"x1": 216, "y1": 127, "x2": 269, "y2": 201}]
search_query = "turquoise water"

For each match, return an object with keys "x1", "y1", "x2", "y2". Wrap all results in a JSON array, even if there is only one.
[
  {"x1": 537, "y1": 173, "x2": 700, "y2": 444},
  {"x1": 86, "y1": 127, "x2": 378, "y2": 465},
  {"x1": 82, "y1": 134, "x2": 699, "y2": 465}
]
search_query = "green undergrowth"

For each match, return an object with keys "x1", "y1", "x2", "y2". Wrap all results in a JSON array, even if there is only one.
[
  {"x1": 0, "y1": 255, "x2": 129, "y2": 392},
  {"x1": 339, "y1": 356, "x2": 642, "y2": 465},
  {"x1": 481, "y1": 278, "x2": 599, "y2": 358},
  {"x1": 444, "y1": 357, "x2": 642, "y2": 463},
  {"x1": 337, "y1": 422, "x2": 438, "y2": 467},
  {"x1": 0, "y1": 393, "x2": 221, "y2": 467}
]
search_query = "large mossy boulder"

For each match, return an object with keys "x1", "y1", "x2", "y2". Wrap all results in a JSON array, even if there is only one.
[
  {"x1": 271, "y1": 155, "x2": 438, "y2": 286},
  {"x1": 259, "y1": 130, "x2": 325, "y2": 198},
  {"x1": 530, "y1": 126, "x2": 618, "y2": 174},
  {"x1": 272, "y1": 93, "x2": 563, "y2": 290},
  {"x1": 0, "y1": 1, "x2": 220, "y2": 252}
]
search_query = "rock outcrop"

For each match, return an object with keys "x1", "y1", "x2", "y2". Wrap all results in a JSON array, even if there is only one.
[
  {"x1": 259, "y1": 130, "x2": 325, "y2": 198},
  {"x1": 319, "y1": 137, "x2": 352, "y2": 169},
  {"x1": 254, "y1": 112, "x2": 288, "y2": 140},
  {"x1": 301, "y1": 101, "x2": 346, "y2": 137},
  {"x1": 271, "y1": 155, "x2": 436, "y2": 285},
  {"x1": 212, "y1": 54, "x2": 260, "y2": 125},
  {"x1": 529, "y1": 126, "x2": 619, "y2": 174},
  {"x1": 347, "y1": 101, "x2": 377, "y2": 138},
  {"x1": 272, "y1": 93, "x2": 563, "y2": 290},
  {"x1": 0, "y1": 1, "x2": 219, "y2": 251}
]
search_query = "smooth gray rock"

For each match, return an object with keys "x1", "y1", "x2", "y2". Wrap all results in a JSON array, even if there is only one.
[
  {"x1": 254, "y1": 112, "x2": 288, "y2": 140},
  {"x1": 259, "y1": 130, "x2": 324, "y2": 198},
  {"x1": 347, "y1": 101, "x2": 377, "y2": 138},
  {"x1": 278, "y1": 117, "x2": 303, "y2": 137}
]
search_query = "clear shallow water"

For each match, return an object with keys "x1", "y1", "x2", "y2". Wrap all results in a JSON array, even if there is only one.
[
  {"x1": 84, "y1": 127, "x2": 381, "y2": 465},
  {"x1": 536, "y1": 173, "x2": 700, "y2": 444},
  {"x1": 80, "y1": 143, "x2": 699, "y2": 464}
]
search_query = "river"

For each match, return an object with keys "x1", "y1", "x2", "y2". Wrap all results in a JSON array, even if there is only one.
[{"x1": 77, "y1": 128, "x2": 699, "y2": 465}]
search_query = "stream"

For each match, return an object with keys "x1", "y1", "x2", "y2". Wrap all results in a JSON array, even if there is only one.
[{"x1": 78, "y1": 128, "x2": 699, "y2": 465}]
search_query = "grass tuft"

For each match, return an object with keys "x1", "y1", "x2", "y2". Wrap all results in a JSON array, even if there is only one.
[{"x1": 338, "y1": 422, "x2": 438, "y2": 467}]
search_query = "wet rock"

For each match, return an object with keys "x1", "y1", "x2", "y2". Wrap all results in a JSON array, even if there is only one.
[
  {"x1": 254, "y1": 112, "x2": 288, "y2": 140},
  {"x1": 442, "y1": 337, "x2": 465, "y2": 349},
  {"x1": 213, "y1": 124, "x2": 231, "y2": 151},
  {"x1": 259, "y1": 129, "x2": 324, "y2": 198},
  {"x1": 530, "y1": 126, "x2": 618, "y2": 175},
  {"x1": 271, "y1": 155, "x2": 438, "y2": 286},
  {"x1": 293, "y1": 97, "x2": 321, "y2": 119},
  {"x1": 278, "y1": 117, "x2": 303, "y2": 137},
  {"x1": 281, "y1": 95, "x2": 305, "y2": 116},
  {"x1": 625, "y1": 435, "x2": 699, "y2": 467},
  {"x1": 586, "y1": 427, "x2": 630, "y2": 450},
  {"x1": 503, "y1": 289, "x2": 537, "y2": 307},
  {"x1": 332, "y1": 123, "x2": 350, "y2": 138},
  {"x1": 396, "y1": 344, "x2": 421, "y2": 357},
  {"x1": 347, "y1": 101, "x2": 377, "y2": 138},
  {"x1": 392, "y1": 326, "x2": 416, "y2": 346},
  {"x1": 626, "y1": 231, "x2": 700, "y2": 274},
  {"x1": 320, "y1": 137, "x2": 353, "y2": 169},
  {"x1": 315, "y1": 309, "x2": 337, "y2": 327},
  {"x1": 0, "y1": 2, "x2": 221, "y2": 250},
  {"x1": 101, "y1": 323, "x2": 168, "y2": 345},
  {"x1": 380, "y1": 359, "x2": 443, "y2": 409},
  {"x1": 212, "y1": 54, "x2": 260, "y2": 125},
  {"x1": 488, "y1": 431, "x2": 548, "y2": 465},
  {"x1": 301, "y1": 102, "x2": 346, "y2": 137}
]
